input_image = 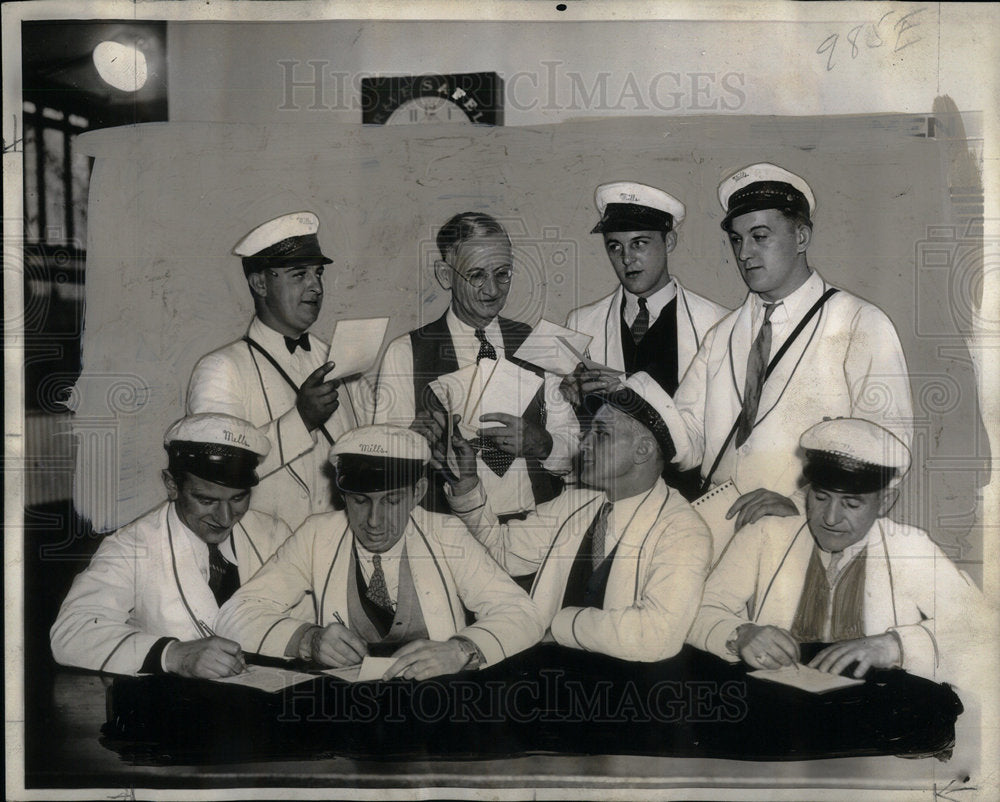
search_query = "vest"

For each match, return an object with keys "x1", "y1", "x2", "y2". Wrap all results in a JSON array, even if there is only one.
[
  {"x1": 409, "y1": 313, "x2": 563, "y2": 510},
  {"x1": 618, "y1": 297, "x2": 700, "y2": 500},
  {"x1": 560, "y1": 508, "x2": 618, "y2": 609},
  {"x1": 619, "y1": 295, "x2": 680, "y2": 394},
  {"x1": 346, "y1": 544, "x2": 430, "y2": 651},
  {"x1": 791, "y1": 545, "x2": 866, "y2": 643}
]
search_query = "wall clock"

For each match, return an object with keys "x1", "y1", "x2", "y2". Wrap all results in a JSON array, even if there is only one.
[{"x1": 362, "y1": 72, "x2": 504, "y2": 125}]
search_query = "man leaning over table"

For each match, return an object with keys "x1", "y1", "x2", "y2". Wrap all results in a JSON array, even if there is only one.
[
  {"x1": 687, "y1": 418, "x2": 986, "y2": 687},
  {"x1": 51, "y1": 414, "x2": 291, "y2": 678},
  {"x1": 435, "y1": 372, "x2": 713, "y2": 663},
  {"x1": 216, "y1": 424, "x2": 544, "y2": 680}
]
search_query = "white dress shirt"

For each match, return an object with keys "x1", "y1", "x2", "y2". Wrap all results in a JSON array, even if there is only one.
[{"x1": 621, "y1": 279, "x2": 678, "y2": 328}]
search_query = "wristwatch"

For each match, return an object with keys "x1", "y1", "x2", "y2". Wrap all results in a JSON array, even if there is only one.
[{"x1": 451, "y1": 636, "x2": 484, "y2": 670}]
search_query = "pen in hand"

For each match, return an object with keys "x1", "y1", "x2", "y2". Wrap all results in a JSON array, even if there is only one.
[{"x1": 199, "y1": 619, "x2": 247, "y2": 674}]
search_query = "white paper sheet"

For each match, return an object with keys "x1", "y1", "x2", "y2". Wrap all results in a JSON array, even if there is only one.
[
  {"x1": 211, "y1": 664, "x2": 318, "y2": 693},
  {"x1": 558, "y1": 336, "x2": 623, "y2": 378},
  {"x1": 512, "y1": 319, "x2": 592, "y2": 376},
  {"x1": 748, "y1": 664, "x2": 865, "y2": 694},
  {"x1": 321, "y1": 655, "x2": 397, "y2": 683},
  {"x1": 325, "y1": 317, "x2": 390, "y2": 379},
  {"x1": 429, "y1": 358, "x2": 543, "y2": 440}
]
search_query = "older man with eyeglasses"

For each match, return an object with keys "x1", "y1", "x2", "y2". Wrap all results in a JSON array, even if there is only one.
[{"x1": 373, "y1": 212, "x2": 578, "y2": 517}]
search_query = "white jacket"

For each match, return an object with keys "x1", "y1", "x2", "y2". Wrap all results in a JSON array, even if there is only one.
[
  {"x1": 50, "y1": 502, "x2": 291, "y2": 676},
  {"x1": 688, "y1": 512, "x2": 986, "y2": 685},
  {"x1": 216, "y1": 506, "x2": 545, "y2": 668},
  {"x1": 450, "y1": 479, "x2": 713, "y2": 662},
  {"x1": 665, "y1": 271, "x2": 913, "y2": 497},
  {"x1": 566, "y1": 279, "x2": 729, "y2": 384},
  {"x1": 187, "y1": 316, "x2": 364, "y2": 529}
]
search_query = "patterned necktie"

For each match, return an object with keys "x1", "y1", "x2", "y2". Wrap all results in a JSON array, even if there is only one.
[
  {"x1": 366, "y1": 554, "x2": 394, "y2": 612},
  {"x1": 630, "y1": 297, "x2": 650, "y2": 343},
  {"x1": 474, "y1": 328, "x2": 498, "y2": 362},
  {"x1": 284, "y1": 333, "x2": 311, "y2": 354},
  {"x1": 826, "y1": 549, "x2": 846, "y2": 586},
  {"x1": 470, "y1": 435, "x2": 517, "y2": 477},
  {"x1": 207, "y1": 543, "x2": 240, "y2": 607},
  {"x1": 735, "y1": 302, "x2": 777, "y2": 447},
  {"x1": 590, "y1": 502, "x2": 614, "y2": 570}
]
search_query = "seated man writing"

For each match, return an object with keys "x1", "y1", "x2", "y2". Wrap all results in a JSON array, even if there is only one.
[
  {"x1": 51, "y1": 414, "x2": 290, "y2": 678},
  {"x1": 439, "y1": 372, "x2": 713, "y2": 663},
  {"x1": 687, "y1": 418, "x2": 985, "y2": 685},
  {"x1": 215, "y1": 424, "x2": 544, "y2": 680}
]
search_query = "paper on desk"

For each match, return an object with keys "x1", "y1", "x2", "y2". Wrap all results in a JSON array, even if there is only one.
[
  {"x1": 511, "y1": 319, "x2": 592, "y2": 376},
  {"x1": 321, "y1": 656, "x2": 396, "y2": 683},
  {"x1": 358, "y1": 656, "x2": 397, "y2": 682},
  {"x1": 691, "y1": 479, "x2": 742, "y2": 565},
  {"x1": 212, "y1": 664, "x2": 317, "y2": 693},
  {"x1": 748, "y1": 664, "x2": 865, "y2": 694},
  {"x1": 325, "y1": 317, "x2": 390, "y2": 379}
]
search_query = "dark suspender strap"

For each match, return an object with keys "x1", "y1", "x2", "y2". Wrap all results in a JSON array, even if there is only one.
[
  {"x1": 243, "y1": 336, "x2": 334, "y2": 445},
  {"x1": 699, "y1": 287, "x2": 839, "y2": 494}
]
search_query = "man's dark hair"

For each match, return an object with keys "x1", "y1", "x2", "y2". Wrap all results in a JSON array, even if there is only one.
[{"x1": 436, "y1": 212, "x2": 511, "y2": 262}]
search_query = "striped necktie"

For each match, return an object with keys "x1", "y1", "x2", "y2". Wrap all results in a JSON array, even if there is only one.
[
  {"x1": 630, "y1": 297, "x2": 650, "y2": 343},
  {"x1": 207, "y1": 543, "x2": 239, "y2": 607},
  {"x1": 735, "y1": 302, "x2": 777, "y2": 447},
  {"x1": 590, "y1": 502, "x2": 614, "y2": 569}
]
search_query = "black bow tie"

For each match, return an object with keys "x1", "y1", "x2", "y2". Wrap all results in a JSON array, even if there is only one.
[{"x1": 284, "y1": 333, "x2": 311, "y2": 354}]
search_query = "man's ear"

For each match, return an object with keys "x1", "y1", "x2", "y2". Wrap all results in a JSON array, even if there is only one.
[
  {"x1": 247, "y1": 271, "x2": 267, "y2": 299},
  {"x1": 412, "y1": 475, "x2": 429, "y2": 506},
  {"x1": 433, "y1": 259, "x2": 453, "y2": 292},
  {"x1": 162, "y1": 469, "x2": 179, "y2": 500},
  {"x1": 878, "y1": 486, "x2": 900, "y2": 517},
  {"x1": 796, "y1": 223, "x2": 812, "y2": 254},
  {"x1": 632, "y1": 434, "x2": 656, "y2": 465},
  {"x1": 663, "y1": 229, "x2": 678, "y2": 255}
]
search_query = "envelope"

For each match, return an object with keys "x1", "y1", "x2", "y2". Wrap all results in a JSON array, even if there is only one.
[
  {"x1": 325, "y1": 317, "x2": 390, "y2": 379},
  {"x1": 511, "y1": 319, "x2": 593, "y2": 376}
]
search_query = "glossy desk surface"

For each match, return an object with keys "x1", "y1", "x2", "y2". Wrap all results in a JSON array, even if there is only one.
[{"x1": 25, "y1": 645, "x2": 981, "y2": 796}]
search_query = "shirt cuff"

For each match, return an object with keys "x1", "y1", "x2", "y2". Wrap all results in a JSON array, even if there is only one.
[
  {"x1": 140, "y1": 637, "x2": 179, "y2": 674},
  {"x1": 444, "y1": 480, "x2": 486, "y2": 512}
]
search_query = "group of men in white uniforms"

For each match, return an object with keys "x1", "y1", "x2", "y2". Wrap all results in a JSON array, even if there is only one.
[{"x1": 51, "y1": 161, "x2": 982, "y2": 698}]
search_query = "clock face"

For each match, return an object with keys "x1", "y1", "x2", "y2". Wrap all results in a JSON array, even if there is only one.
[
  {"x1": 385, "y1": 96, "x2": 471, "y2": 125},
  {"x1": 362, "y1": 72, "x2": 503, "y2": 126}
]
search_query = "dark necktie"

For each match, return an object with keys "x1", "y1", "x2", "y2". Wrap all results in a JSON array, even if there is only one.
[
  {"x1": 470, "y1": 435, "x2": 517, "y2": 477},
  {"x1": 471, "y1": 328, "x2": 513, "y2": 475},
  {"x1": 735, "y1": 302, "x2": 777, "y2": 447},
  {"x1": 366, "y1": 554, "x2": 394, "y2": 612},
  {"x1": 207, "y1": 543, "x2": 240, "y2": 607},
  {"x1": 590, "y1": 502, "x2": 614, "y2": 570},
  {"x1": 630, "y1": 297, "x2": 650, "y2": 343},
  {"x1": 474, "y1": 328, "x2": 497, "y2": 362},
  {"x1": 284, "y1": 333, "x2": 311, "y2": 354}
]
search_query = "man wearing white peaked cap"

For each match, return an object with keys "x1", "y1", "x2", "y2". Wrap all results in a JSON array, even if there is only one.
[
  {"x1": 217, "y1": 424, "x2": 543, "y2": 680},
  {"x1": 51, "y1": 414, "x2": 292, "y2": 677},
  {"x1": 564, "y1": 180, "x2": 730, "y2": 498},
  {"x1": 658, "y1": 163, "x2": 913, "y2": 527},
  {"x1": 688, "y1": 418, "x2": 985, "y2": 688},
  {"x1": 446, "y1": 371, "x2": 712, "y2": 663},
  {"x1": 187, "y1": 211, "x2": 364, "y2": 530}
]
